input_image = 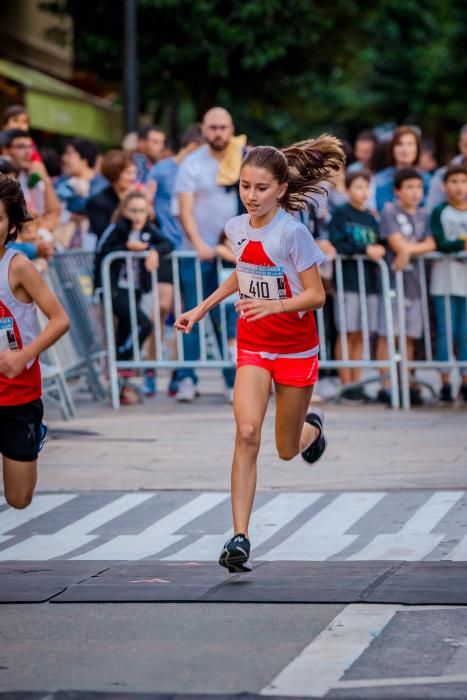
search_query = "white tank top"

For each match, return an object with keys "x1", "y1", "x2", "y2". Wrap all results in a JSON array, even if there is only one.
[{"x1": 0, "y1": 248, "x2": 42, "y2": 405}]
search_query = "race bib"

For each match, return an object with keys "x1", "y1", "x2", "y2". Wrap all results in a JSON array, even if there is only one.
[
  {"x1": 237, "y1": 261, "x2": 287, "y2": 300},
  {"x1": 0, "y1": 317, "x2": 19, "y2": 353}
]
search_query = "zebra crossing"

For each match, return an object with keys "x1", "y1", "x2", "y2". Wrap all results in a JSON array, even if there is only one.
[{"x1": 0, "y1": 489, "x2": 466, "y2": 561}]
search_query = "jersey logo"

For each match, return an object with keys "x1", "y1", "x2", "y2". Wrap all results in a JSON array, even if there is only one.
[{"x1": 237, "y1": 238, "x2": 247, "y2": 246}]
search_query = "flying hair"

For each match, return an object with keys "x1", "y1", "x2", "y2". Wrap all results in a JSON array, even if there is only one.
[{"x1": 241, "y1": 135, "x2": 345, "y2": 212}]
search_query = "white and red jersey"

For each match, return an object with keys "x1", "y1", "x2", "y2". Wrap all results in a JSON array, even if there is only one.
[
  {"x1": 225, "y1": 208, "x2": 325, "y2": 356},
  {"x1": 0, "y1": 249, "x2": 41, "y2": 406}
]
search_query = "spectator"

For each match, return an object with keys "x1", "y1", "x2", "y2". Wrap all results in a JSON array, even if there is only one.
[
  {"x1": 348, "y1": 130, "x2": 377, "y2": 173},
  {"x1": 95, "y1": 190, "x2": 173, "y2": 404},
  {"x1": 0, "y1": 157, "x2": 19, "y2": 180},
  {"x1": 372, "y1": 126, "x2": 430, "y2": 213},
  {"x1": 174, "y1": 106, "x2": 241, "y2": 402},
  {"x1": 376, "y1": 168, "x2": 436, "y2": 405},
  {"x1": 133, "y1": 124, "x2": 166, "y2": 184},
  {"x1": 1, "y1": 129, "x2": 61, "y2": 234},
  {"x1": 429, "y1": 164, "x2": 467, "y2": 404},
  {"x1": 419, "y1": 138, "x2": 438, "y2": 174},
  {"x1": 54, "y1": 138, "x2": 108, "y2": 248},
  {"x1": 426, "y1": 124, "x2": 467, "y2": 212},
  {"x1": 2, "y1": 105, "x2": 41, "y2": 162},
  {"x1": 122, "y1": 132, "x2": 138, "y2": 152},
  {"x1": 330, "y1": 170, "x2": 385, "y2": 401},
  {"x1": 147, "y1": 123, "x2": 204, "y2": 249},
  {"x1": 0, "y1": 157, "x2": 52, "y2": 262},
  {"x1": 58, "y1": 138, "x2": 107, "y2": 212},
  {"x1": 87, "y1": 150, "x2": 137, "y2": 244},
  {"x1": 3, "y1": 105, "x2": 29, "y2": 131},
  {"x1": 40, "y1": 148, "x2": 62, "y2": 181}
]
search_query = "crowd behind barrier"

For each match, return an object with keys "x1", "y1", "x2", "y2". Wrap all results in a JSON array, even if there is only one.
[
  {"x1": 0, "y1": 103, "x2": 465, "y2": 413},
  {"x1": 100, "y1": 250, "x2": 401, "y2": 409}
]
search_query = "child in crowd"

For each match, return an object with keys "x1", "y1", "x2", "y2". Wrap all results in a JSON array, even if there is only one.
[
  {"x1": 95, "y1": 191, "x2": 173, "y2": 403},
  {"x1": 376, "y1": 168, "x2": 436, "y2": 405},
  {"x1": 330, "y1": 171, "x2": 386, "y2": 401},
  {"x1": 429, "y1": 164, "x2": 467, "y2": 403},
  {"x1": 0, "y1": 176, "x2": 69, "y2": 508}
]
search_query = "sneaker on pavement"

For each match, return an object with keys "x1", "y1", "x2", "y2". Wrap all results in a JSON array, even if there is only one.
[
  {"x1": 439, "y1": 383, "x2": 453, "y2": 403},
  {"x1": 301, "y1": 410, "x2": 327, "y2": 464},
  {"x1": 219, "y1": 534, "x2": 252, "y2": 573},
  {"x1": 409, "y1": 385, "x2": 424, "y2": 406},
  {"x1": 143, "y1": 371, "x2": 157, "y2": 397},
  {"x1": 176, "y1": 377, "x2": 196, "y2": 403},
  {"x1": 341, "y1": 386, "x2": 371, "y2": 404},
  {"x1": 377, "y1": 388, "x2": 392, "y2": 405}
]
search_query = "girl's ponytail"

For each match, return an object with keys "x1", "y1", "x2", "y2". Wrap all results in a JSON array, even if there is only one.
[
  {"x1": 241, "y1": 135, "x2": 346, "y2": 213},
  {"x1": 281, "y1": 135, "x2": 345, "y2": 211}
]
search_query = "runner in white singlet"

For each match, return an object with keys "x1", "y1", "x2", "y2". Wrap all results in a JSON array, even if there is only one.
[
  {"x1": 175, "y1": 136, "x2": 345, "y2": 572},
  {"x1": 0, "y1": 176, "x2": 69, "y2": 510}
]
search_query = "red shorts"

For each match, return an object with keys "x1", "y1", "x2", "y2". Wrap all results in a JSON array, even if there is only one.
[{"x1": 237, "y1": 348, "x2": 319, "y2": 387}]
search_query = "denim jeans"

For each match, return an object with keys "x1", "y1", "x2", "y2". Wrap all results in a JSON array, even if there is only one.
[
  {"x1": 433, "y1": 295, "x2": 467, "y2": 376},
  {"x1": 177, "y1": 258, "x2": 236, "y2": 388}
]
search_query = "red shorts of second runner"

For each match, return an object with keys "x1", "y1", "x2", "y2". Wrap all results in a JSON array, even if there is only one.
[{"x1": 237, "y1": 348, "x2": 319, "y2": 387}]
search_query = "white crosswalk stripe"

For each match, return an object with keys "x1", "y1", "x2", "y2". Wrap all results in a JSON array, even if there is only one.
[
  {"x1": 73, "y1": 493, "x2": 229, "y2": 560},
  {"x1": 0, "y1": 494, "x2": 152, "y2": 560},
  {"x1": 164, "y1": 493, "x2": 322, "y2": 561},
  {"x1": 348, "y1": 491, "x2": 463, "y2": 561},
  {"x1": 0, "y1": 490, "x2": 465, "y2": 561},
  {"x1": 258, "y1": 492, "x2": 385, "y2": 561},
  {"x1": 0, "y1": 494, "x2": 77, "y2": 545}
]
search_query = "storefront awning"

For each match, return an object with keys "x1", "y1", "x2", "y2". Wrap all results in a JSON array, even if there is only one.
[{"x1": 0, "y1": 58, "x2": 122, "y2": 144}]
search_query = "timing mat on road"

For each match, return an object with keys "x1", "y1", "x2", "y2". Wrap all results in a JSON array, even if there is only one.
[{"x1": 1, "y1": 560, "x2": 466, "y2": 605}]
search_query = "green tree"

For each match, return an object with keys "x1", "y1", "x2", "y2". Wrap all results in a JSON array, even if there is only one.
[{"x1": 44, "y1": 0, "x2": 466, "y2": 152}]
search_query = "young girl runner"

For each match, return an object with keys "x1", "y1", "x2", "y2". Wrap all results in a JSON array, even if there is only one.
[
  {"x1": 175, "y1": 136, "x2": 345, "y2": 572},
  {"x1": 0, "y1": 175, "x2": 69, "y2": 509}
]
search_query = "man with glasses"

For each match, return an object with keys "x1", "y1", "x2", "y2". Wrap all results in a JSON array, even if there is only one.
[
  {"x1": 2, "y1": 129, "x2": 61, "y2": 233},
  {"x1": 174, "y1": 107, "x2": 239, "y2": 402}
]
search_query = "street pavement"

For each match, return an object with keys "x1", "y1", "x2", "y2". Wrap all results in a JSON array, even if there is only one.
[{"x1": 1, "y1": 372, "x2": 467, "y2": 698}]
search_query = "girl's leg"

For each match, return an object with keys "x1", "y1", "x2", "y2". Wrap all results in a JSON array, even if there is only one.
[
  {"x1": 348, "y1": 332, "x2": 363, "y2": 383},
  {"x1": 3, "y1": 457, "x2": 37, "y2": 509},
  {"x1": 274, "y1": 383, "x2": 317, "y2": 461},
  {"x1": 158, "y1": 283, "x2": 174, "y2": 329},
  {"x1": 453, "y1": 296, "x2": 467, "y2": 387},
  {"x1": 335, "y1": 335, "x2": 352, "y2": 386},
  {"x1": 231, "y1": 365, "x2": 272, "y2": 536}
]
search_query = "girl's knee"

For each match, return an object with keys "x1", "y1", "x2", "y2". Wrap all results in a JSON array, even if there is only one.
[
  {"x1": 5, "y1": 491, "x2": 33, "y2": 509},
  {"x1": 236, "y1": 422, "x2": 261, "y2": 450}
]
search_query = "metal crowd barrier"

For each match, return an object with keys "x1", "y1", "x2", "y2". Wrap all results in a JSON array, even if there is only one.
[
  {"x1": 317, "y1": 254, "x2": 400, "y2": 408},
  {"x1": 395, "y1": 251, "x2": 467, "y2": 409},
  {"x1": 102, "y1": 251, "x2": 233, "y2": 408},
  {"x1": 101, "y1": 250, "x2": 400, "y2": 409},
  {"x1": 47, "y1": 250, "x2": 107, "y2": 400}
]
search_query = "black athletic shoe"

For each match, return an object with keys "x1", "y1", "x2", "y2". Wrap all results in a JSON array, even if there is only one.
[
  {"x1": 219, "y1": 534, "x2": 253, "y2": 573},
  {"x1": 301, "y1": 410, "x2": 327, "y2": 464},
  {"x1": 377, "y1": 388, "x2": 392, "y2": 405},
  {"x1": 409, "y1": 386, "x2": 424, "y2": 406},
  {"x1": 439, "y1": 383, "x2": 453, "y2": 403}
]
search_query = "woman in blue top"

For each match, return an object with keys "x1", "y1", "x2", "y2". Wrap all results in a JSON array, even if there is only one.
[{"x1": 373, "y1": 126, "x2": 430, "y2": 214}]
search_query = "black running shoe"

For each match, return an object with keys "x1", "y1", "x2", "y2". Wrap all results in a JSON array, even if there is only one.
[
  {"x1": 301, "y1": 410, "x2": 327, "y2": 464},
  {"x1": 439, "y1": 383, "x2": 453, "y2": 403},
  {"x1": 219, "y1": 534, "x2": 252, "y2": 573}
]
